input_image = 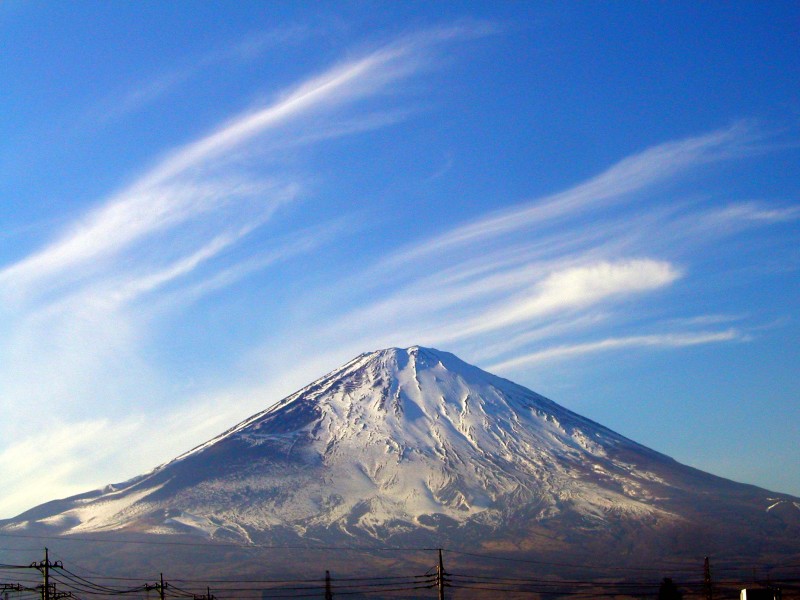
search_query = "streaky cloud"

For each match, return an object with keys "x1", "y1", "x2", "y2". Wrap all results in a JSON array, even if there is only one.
[
  {"x1": 488, "y1": 329, "x2": 744, "y2": 372},
  {"x1": 708, "y1": 201, "x2": 800, "y2": 224},
  {"x1": 300, "y1": 124, "x2": 795, "y2": 381},
  {"x1": 435, "y1": 259, "x2": 681, "y2": 342},
  {"x1": 0, "y1": 31, "x2": 443, "y2": 303},
  {"x1": 382, "y1": 123, "x2": 758, "y2": 268}
]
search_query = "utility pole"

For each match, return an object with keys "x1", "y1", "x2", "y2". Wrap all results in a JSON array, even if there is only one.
[
  {"x1": 703, "y1": 556, "x2": 713, "y2": 600},
  {"x1": 145, "y1": 575, "x2": 166, "y2": 600},
  {"x1": 43, "y1": 549, "x2": 49, "y2": 600},
  {"x1": 194, "y1": 587, "x2": 215, "y2": 600},
  {"x1": 324, "y1": 570, "x2": 333, "y2": 600},
  {"x1": 32, "y1": 548, "x2": 62, "y2": 600},
  {"x1": 437, "y1": 549, "x2": 446, "y2": 600}
]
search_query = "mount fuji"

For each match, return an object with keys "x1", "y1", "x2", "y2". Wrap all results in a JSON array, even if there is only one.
[{"x1": 3, "y1": 346, "x2": 799, "y2": 562}]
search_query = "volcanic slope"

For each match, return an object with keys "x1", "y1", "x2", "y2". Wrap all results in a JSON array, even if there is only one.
[{"x1": 4, "y1": 346, "x2": 799, "y2": 560}]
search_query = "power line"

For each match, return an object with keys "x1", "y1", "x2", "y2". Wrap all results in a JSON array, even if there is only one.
[{"x1": 1, "y1": 547, "x2": 798, "y2": 600}]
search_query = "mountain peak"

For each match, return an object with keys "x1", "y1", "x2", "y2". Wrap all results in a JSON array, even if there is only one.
[
  {"x1": 357, "y1": 345, "x2": 452, "y2": 368},
  {"x1": 4, "y1": 346, "x2": 798, "y2": 557}
]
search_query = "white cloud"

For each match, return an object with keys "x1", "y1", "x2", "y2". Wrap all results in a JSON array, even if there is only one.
[
  {"x1": 488, "y1": 329, "x2": 744, "y2": 372},
  {"x1": 0, "y1": 46, "x2": 412, "y2": 301},
  {"x1": 708, "y1": 201, "x2": 800, "y2": 224},
  {"x1": 446, "y1": 259, "x2": 681, "y2": 340},
  {"x1": 382, "y1": 123, "x2": 755, "y2": 268},
  {"x1": 296, "y1": 123, "x2": 791, "y2": 376}
]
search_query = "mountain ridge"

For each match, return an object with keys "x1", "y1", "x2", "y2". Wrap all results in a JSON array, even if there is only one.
[{"x1": 3, "y1": 346, "x2": 799, "y2": 561}]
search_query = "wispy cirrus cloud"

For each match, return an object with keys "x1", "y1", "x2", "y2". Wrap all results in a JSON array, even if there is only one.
[
  {"x1": 0, "y1": 22, "x2": 491, "y2": 306},
  {"x1": 382, "y1": 123, "x2": 759, "y2": 268},
  {"x1": 705, "y1": 201, "x2": 800, "y2": 225},
  {"x1": 275, "y1": 122, "x2": 790, "y2": 381},
  {"x1": 487, "y1": 329, "x2": 744, "y2": 372},
  {"x1": 0, "y1": 52, "x2": 402, "y2": 301},
  {"x1": 0, "y1": 179, "x2": 296, "y2": 302},
  {"x1": 441, "y1": 259, "x2": 681, "y2": 341},
  {"x1": 332, "y1": 123, "x2": 779, "y2": 357},
  {"x1": 488, "y1": 329, "x2": 747, "y2": 373}
]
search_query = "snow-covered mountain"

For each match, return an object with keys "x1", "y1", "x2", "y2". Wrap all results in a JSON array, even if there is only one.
[{"x1": 3, "y1": 346, "x2": 799, "y2": 559}]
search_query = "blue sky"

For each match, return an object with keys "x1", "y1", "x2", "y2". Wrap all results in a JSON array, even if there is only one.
[{"x1": 1, "y1": 1, "x2": 798, "y2": 517}]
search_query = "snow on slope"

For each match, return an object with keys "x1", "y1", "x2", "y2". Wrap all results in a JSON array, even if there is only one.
[
  {"x1": 10, "y1": 347, "x2": 800, "y2": 551},
  {"x1": 5, "y1": 346, "x2": 795, "y2": 545}
]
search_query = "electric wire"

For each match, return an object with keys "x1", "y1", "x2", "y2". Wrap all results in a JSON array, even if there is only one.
[
  {"x1": 1, "y1": 547, "x2": 797, "y2": 599},
  {"x1": 56, "y1": 567, "x2": 150, "y2": 595}
]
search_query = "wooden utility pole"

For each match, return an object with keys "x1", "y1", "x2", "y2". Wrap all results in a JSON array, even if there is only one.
[
  {"x1": 160, "y1": 573, "x2": 165, "y2": 600},
  {"x1": 325, "y1": 570, "x2": 333, "y2": 600},
  {"x1": 703, "y1": 556, "x2": 713, "y2": 600},
  {"x1": 437, "y1": 549, "x2": 445, "y2": 600},
  {"x1": 43, "y1": 549, "x2": 49, "y2": 600}
]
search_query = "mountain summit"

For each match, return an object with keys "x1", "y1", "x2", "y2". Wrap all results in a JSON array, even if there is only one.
[{"x1": 4, "y1": 347, "x2": 799, "y2": 558}]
